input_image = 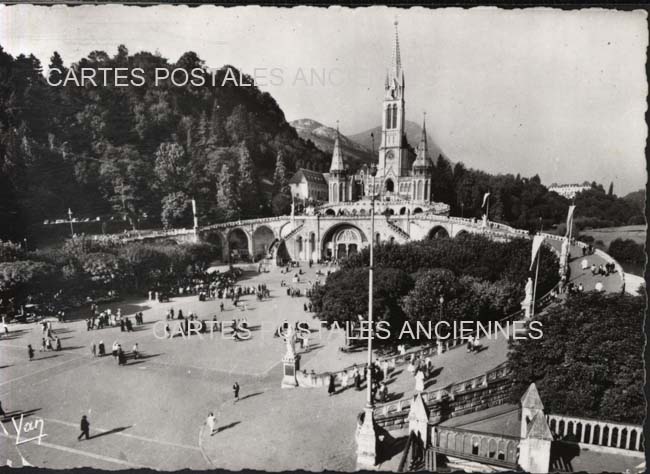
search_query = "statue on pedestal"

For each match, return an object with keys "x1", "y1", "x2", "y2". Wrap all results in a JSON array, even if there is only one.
[
  {"x1": 521, "y1": 276, "x2": 534, "y2": 318},
  {"x1": 281, "y1": 323, "x2": 300, "y2": 388}
]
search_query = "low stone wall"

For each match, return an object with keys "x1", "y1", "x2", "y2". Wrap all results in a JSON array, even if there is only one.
[{"x1": 374, "y1": 364, "x2": 514, "y2": 433}]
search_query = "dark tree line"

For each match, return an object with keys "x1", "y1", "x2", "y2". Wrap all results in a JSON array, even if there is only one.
[
  {"x1": 430, "y1": 157, "x2": 644, "y2": 232},
  {"x1": 0, "y1": 46, "x2": 326, "y2": 242}
]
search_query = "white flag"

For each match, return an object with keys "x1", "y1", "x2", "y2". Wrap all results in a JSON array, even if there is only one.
[
  {"x1": 565, "y1": 205, "x2": 576, "y2": 236},
  {"x1": 530, "y1": 235, "x2": 545, "y2": 270},
  {"x1": 482, "y1": 192, "x2": 490, "y2": 208}
]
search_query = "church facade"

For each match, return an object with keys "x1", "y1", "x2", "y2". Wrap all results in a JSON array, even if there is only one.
[{"x1": 290, "y1": 22, "x2": 448, "y2": 216}]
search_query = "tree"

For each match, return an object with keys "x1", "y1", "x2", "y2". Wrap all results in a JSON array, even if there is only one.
[
  {"x1": 508, "y1": 293, "x2": 644, "y2": 424},
  {"x1": 607, "y1": 181, "x2": 614, "y2": 196},
  {"x1": 216, "y1": 161, "x2": 240, "y2": 221},
  {"x1": 154, "y1": 142, "x2": 188, "y2": 194},
  {"x1": 161, "y1": 191, "x2": 191, "y2": 228},
  {"x1": 79, "y1": 252, "x2": 124, "y2": 287},
  {"x1": 237, "y1": 143, "x2": 259, "y2": 218}
]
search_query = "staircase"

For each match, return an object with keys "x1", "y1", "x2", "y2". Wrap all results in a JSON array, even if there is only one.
[
  {"x1": 282, "y1": 223, "x2": 304, "y2": 242},
  {"x1": 386, "y1": 217, "x2": 410, "y2": 241}
]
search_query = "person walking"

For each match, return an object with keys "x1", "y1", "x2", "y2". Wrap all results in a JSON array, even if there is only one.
[
  {"x1": 77, "y1": 415, "x2": 90, "y2": 441},
  {"x1": 206, "y1": 412, "x2": 216, "y2": 436},
  {"x1": 28, "y1": 344, "x2": 34, "y2": 361},
  {"x1": 232, "y1": 382, "x2": 240, "y2": 403},
  {"x1": 112, "y1": 341, "x2": 118, "y2": 359},
  {"x1": 328, "y1": 374, "x2": 336, "y2": 396},
  {"x1": 91, "y1": 342, "x2": 97, "y2": 357},
  {"x1": 55, "y1": 336, "x2": 61, "y2": 351},
  {"x1": 132, "y1": 343, "x2": 139, "y2": 360},
  {"x1": 98, "y1": 341, "x2": 105, "y2": 357}
]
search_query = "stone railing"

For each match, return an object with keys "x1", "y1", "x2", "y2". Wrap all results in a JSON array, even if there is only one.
[
  {"x1": 281, "y1": 223, "x2": 305, "y2": 242},
  {"x1": 428, "y1": 425, "x2": 520, "y2": 470},
  {"x1": 200, "y1": 216, "x2": 287, "y2": 231},
  {"x1": 385, "y1": 216, "x2": 410, "y2": 240},
  {"x1": 547, "y1": 413, "x2": 644, "y2": 453},
  {"x1": 92, "y1": 227, "x2": 194, "y2": 242},
  {"x1": 373, "y1": 362, "x2": 511, "y2": 420}
]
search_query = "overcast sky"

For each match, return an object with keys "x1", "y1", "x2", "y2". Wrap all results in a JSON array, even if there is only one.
[{"x1": 1, "y1": 5, "x2": 647, "y2": 194}]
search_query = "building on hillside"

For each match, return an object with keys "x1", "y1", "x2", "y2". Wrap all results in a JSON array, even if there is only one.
[
  {"x1": 548, "y1": 182, "x2": 591, "y2": 199},
  {"x1": 289, "y1": 21, "x2": 449, "y2": 216},
  {"x1": 289, "y1": 168, "x2": 329, "y2": 202}
]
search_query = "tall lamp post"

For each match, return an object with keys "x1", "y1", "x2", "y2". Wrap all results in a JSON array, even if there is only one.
[{"x1": 357, "y1": 162, "x2": 378, "y2": 467}]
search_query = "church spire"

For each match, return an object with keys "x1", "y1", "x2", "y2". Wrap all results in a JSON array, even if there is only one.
[
  {"x1": 414, "y1": 112, "x2": 430, "y2": 166},
  {"x1": 391, "y1": 19, "x2": 402, "y2": 80},
  {"x1": 330, "y1": 120, "x2": 345, "y2": 172}
]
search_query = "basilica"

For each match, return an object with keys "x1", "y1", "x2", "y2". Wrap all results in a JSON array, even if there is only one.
[{"x1": 289, "y1": 22, "x2": 450, "y2": 217}]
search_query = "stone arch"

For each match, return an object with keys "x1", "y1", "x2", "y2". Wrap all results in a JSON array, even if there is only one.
[
  {"x1": 227, "y1": 228, "x2": 250, "y2": 261},
  {"x1": 428, "y1": 225, "x2": 450, "y2": 239},
  {"x1": 399, "y1": 207, "x2": 407, "y2": 215},
  {"x1": 252, "y1": 225, "x2": 275, "y2": 260},
  {"x1": 359, "y1": 209, "x2": 367, "y2": 216},
  {"x1": 413, "y1": 207, "x2": 423, "y2": 214},
  {"x1": 386, "y1": 208, "x2": 395, "y2": 216},
  {"x1": 202, "y1": 231, "x2": 226, "y2": 261},
  {"x1": 325, "y1": 208, "x2": 336, "y2": 216},
  {"x1": 321, "y1": 223, "x2": 367, "y2": 261},
  {"x1": 385, "y1": 178, "x2": 395, "y2": 193},
  {"x1": 417, "y1": 180, "x2": 423, "y2": 200},
  {"x1": 455, "y1": 229, "x2": 470, "y2": 239}
]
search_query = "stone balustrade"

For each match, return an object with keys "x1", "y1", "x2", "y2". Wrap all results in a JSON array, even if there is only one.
[
  {"x1": 546, "y1": 413, "x2": 644, "y2": 453},
  {"x1": 429, "y1": 425, "x2": 520, "y2": 470}
]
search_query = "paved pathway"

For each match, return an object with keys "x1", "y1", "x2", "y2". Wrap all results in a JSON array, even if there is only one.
[{"x1": 0, "y1": 239, "x2": 626, "y2": 470}]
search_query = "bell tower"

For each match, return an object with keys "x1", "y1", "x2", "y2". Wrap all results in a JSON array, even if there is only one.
[{"x1": 378, "y1": 20, "x2": 407, "y2": 186}]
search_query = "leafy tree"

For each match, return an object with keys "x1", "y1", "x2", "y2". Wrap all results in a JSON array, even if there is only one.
[
  {"x1": 216, "y1": 161, "x2": 240, "y2": 221},
  {"x1": 161, "y1": 191, "x2": 191, "y2": 228},
  {"x1": 508, "y1": 293, "x2": 644, "y2": 424},
  {"x1": 0, "y1": 241, "x2": 25, "y2": 262},
  {"x1": 0, "y1": 260, "x2": 57, "y2": 298},
  {"x1": 79, "y1": 252, "x2": 124, "y2": 286}
]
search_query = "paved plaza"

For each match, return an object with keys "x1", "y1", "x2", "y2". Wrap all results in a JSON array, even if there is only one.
[{"x1": 0, "y1": 239, "x2": 624, "y2": 470}]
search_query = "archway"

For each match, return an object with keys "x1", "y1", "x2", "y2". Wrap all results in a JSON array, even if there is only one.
[
  {"x1": 325, "y1": 209, "x2": 336, "y2": 216},
  {"x1": 228, "y1": 228, "x2": 249, "y2": 261},
  {"x1": 385, "y1": 179, "x2": 394, "y2": 193},
  {"x1": 428, "y1": 226, "x2": 450, "y2": 239},
  {"x1": 455, "y1": 229, "x2": 470, "y2": 239},
  {"x1": 399, "y1": 207, "x2": 407, "y2": 215},
  {"x1": 203, "y1": 232, "x2": 225, "y2": 262},
  {"x1": 252, "y1": 225, "x2": 275, "y2": 260},
  {"x1": 413, "y1": 207, "x2": 423, "y2": 214},
  {"x1": 321, "y1": 223, "x2": 367, "y2": 261}
]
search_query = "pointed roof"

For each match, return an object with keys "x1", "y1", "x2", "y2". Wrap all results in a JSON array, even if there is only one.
[
  {"x1": 391, "y1": 20, "x2": 402, "y2": 80},
  {"x1": 413, "y1": 113, "x2": 430, "y2": 168},
  {"x1": 329, "y1": 122, "x2": 345, "y2": 172},
  {"x1": 526, "y1": 413, "x2": 554, "y2": 441},
  {"x1": 521, "y1": 383, "x2": 545, "y2": 411},
  {"x1": 408, "y1": 392, "x2": 429, "y2": 422}
]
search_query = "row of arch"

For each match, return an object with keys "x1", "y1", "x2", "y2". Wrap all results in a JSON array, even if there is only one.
[
  {"x1": 435, "y1": 429, "x2": 519, "y2": 464},
  {"x1": 202, "y1": 222, "x2": 471, "y2": 262},
  {"x1": 548, "y1": 417, "x2": 644, "y2": 452},
  {"x1": 323, "y1": 207, "x2": 425, "y2": 217}
]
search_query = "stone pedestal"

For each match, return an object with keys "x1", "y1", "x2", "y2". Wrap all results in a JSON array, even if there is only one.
[
  {"x1": 281, "y1": 353, "x2": 300, "y2": 388},
  {"x1": 356, "y1": 406, "x2": 377, "y2": 468}
]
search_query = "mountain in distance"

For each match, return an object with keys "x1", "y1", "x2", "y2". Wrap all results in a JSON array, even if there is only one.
[
  {"x1": 348, "y1": 120, "x2": 445, "y2": 162},
  {"x1": 290, "y1": 119, "x2": 374, "y2": 170}
]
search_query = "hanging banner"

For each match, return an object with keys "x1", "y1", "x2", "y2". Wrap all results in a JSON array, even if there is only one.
[
  {"x1": 565, "y1": 205, "x2": 576, "y2": 236},
  {"x1": 482, "y1": 192, "x2": 490, "y2": 208},
  {"x1": 530, "y1": 234, "x2": 545, "y2": 270}
]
